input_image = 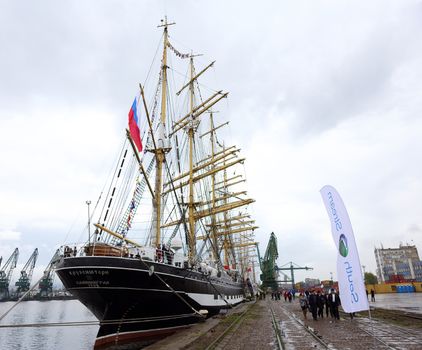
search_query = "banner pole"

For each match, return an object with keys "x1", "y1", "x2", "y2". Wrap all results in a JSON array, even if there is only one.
[{"x1": 367, "y1": 306, "x2": 376, "y2": 349}]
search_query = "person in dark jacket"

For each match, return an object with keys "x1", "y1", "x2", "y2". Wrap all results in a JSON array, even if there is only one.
[
  {"x1": 308, "y1": 290, "x2": 319, "y2": 321},
  {"x1": 370, "y1": 289, "x2": 376, "y2": 302},
  {"x1": 299, "y1": 293, "x2": 309, "y2": 320},
  {"x1": 328, "y1": 288, "x2": 341, "y2": 320},
  {"x1": 317, "y1": 291, "x2": 325, "y2": 318},
  {"x1": 324, "y1": 292, "x2": 330, "y2": 317}
]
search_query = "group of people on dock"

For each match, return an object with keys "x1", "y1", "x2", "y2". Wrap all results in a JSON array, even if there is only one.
[
  {"x1": 366, "y1": 288, "x2": 376, "y2": 302},
  {"x1": 298, "y1": 289, "x2": 341, "y2": 321},
  {"x1": 270, "y1": 289, "x2": 296, "y2": 302}
]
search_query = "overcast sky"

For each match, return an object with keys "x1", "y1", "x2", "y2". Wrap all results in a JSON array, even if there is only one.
[{"x1": 1, "y1": 0, "x2": 422, "y2": 285}]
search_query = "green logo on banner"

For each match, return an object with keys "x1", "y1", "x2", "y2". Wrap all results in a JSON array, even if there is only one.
[{"x1": 339, "y1": 234, "x2": 348, "y2": 257}]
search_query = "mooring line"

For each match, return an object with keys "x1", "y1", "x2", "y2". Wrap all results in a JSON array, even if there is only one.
[
  {"x1": 0, "y1": 313, "x2": 198, "y2": 329},
  {"x1": 138, "y1": 259, "x2": 205, "y2": 318},
  {"x1": 0, "y1": 275, "x2": 44, "y2": 322},
  {"x1": 0, "y1": 320, "x2": 99, "y2": 328}
]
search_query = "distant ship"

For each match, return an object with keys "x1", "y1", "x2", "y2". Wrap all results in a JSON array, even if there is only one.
[{"x1": 56, "y1": 18, "x2": 258, "y2": 349}]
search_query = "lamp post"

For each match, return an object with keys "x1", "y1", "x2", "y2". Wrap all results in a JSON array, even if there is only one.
[{"x1": 86, "y1": 200, "x2": 91, "y2": 244}]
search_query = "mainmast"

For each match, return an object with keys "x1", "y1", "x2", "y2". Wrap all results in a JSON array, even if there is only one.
[
  {"x1": 187, "y1": 56, "x2": 197, "y2": 264},
  {"x1": 159, "y1": 33, "x2": 254, "y2": 267}
]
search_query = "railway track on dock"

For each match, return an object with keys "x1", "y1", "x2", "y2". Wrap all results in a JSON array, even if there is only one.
[
  {"x1": 149, "y1": 300, "x2": 422, "y2": 349},
  {"x1": 203, "y1": 307, "x2": 250, "y2": 350},
  {"x1": 206, "y1": 301, "x2": 289, "y2": 350},
  {"x1": 183, "y1": 299, "x2": 284, "y2": 350},
  {"x1": 356, "y1": 316, "x2": 422, "y2": 350},
  {"x1": 270, "y1": 300, "x2": 333, "y2": 350},
  {"x1": 273, "y1": 300, "x2": 422, "y2": 350}
]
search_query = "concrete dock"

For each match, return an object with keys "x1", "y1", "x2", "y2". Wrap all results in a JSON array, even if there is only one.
[{"x1": 145, "y1": 297, "x2": 422, "y2": 349}]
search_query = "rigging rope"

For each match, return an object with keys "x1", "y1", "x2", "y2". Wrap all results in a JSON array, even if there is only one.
[
  {"x1": 109, "y1": 155, "x2": 137, "y2": 233},
  {"x1": 143, "y1": 31, "x2": 165, "y2": 87},
  {"x1": 138, "y1": 258, "x2": 205, "y2": 318},
  {"x1": 0, "y1": 274, "x2": 44, "y2": 322},
  {"x1": 116, "y1": 157, "x2": 155, "y2": 238},
  {"x1": 99, "y1": 140, "x2": 128, "y2": 224},
  {"x1": 164, "y1": 161, "x2": 189, "y2": 248},
  {"x1": 101, "y1": 149, "x2": 128, "y2": 225}
]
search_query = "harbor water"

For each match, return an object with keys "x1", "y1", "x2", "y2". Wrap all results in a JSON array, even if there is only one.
[
  {"x1": 0, "y1": 293, "x2": 421, "y2": 350},
  {"x1": 0, "y1": 300, "x2": 97, "y2": 350},
  {"x1": 370, "y1": 292, "x2": 422, "y2": 314}
]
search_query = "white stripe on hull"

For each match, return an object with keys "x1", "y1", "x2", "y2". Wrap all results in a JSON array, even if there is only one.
[
  {"x1": 68, "y1": 286, "x2": 244, "y2": 306},
  {"x1": 187, "y1": 292, "x2": 244, "y2": 307}
]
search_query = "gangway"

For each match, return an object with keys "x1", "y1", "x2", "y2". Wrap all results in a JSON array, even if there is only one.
[
  {"x1": 15, "y1": 248, "x2": 38, "y2": 296},
  {"x1": 0, "y1": 248, "x2": 19, "y2": 299}
]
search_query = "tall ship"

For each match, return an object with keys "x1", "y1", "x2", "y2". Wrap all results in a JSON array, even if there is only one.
[{"x1": 55, "y1": 19, "x2": 258, "y2": 349}]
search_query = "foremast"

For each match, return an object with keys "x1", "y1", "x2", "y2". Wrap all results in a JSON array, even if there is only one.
[{"x1": 152, "y1": 18, "x2": 174, "y2": 248}]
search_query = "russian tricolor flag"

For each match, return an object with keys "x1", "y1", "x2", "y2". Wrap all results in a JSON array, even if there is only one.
[{"x1": 128, "y1": 96, "x2": 143, "y2": 152}]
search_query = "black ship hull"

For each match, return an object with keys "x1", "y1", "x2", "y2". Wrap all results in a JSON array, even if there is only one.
[{"x1": 55, "y1": 256, "x2": 244, "y2": 349}]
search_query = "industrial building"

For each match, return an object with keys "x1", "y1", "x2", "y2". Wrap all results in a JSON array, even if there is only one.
[{"x1": 374, "y1": 244, "x2": 422, "y2": 283}]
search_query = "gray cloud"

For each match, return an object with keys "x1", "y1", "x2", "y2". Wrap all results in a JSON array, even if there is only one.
[{"x1": 1, "y1": 0, "x2": 422, "y2": 279}]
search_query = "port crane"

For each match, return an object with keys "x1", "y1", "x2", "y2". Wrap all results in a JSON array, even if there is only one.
[
  {"x1": 0, "y1": 248, "x2": 19, "y2": 299},
  {"x1": 257, "y1": 233, "x2": 313, "y2": 291},
  {"x1": 15, "y1": 248, "x2": 38, "y2": 296},
  {"x1": 257, "y1": 232, "x2": 281, "y2": 290},
  {"x1": 38, "y1": 249, "x2": 60, "y2": 298},
  {"x1": 275, "y1": 261, "x2": 313, "y2": 290}
]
